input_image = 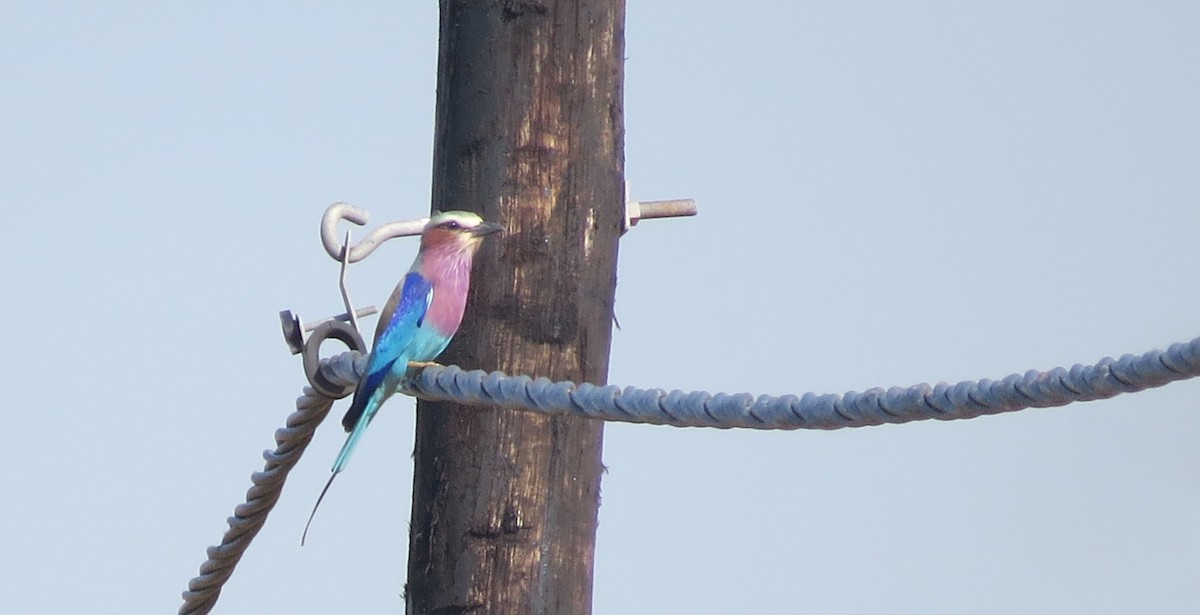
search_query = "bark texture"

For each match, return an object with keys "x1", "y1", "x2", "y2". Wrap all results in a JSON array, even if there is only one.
[{"x1": 406, "y1": 1, "x2": 625, "y2": 613}]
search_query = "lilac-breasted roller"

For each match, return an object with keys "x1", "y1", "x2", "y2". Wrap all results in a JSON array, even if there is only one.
[{"x1": 303, "y1": 210, "x2": 503, "y2": 543}]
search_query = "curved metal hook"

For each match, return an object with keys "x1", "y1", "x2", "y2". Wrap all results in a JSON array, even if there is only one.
[
  {"x1": 302, "y1": 320, "x2": 367, "y2": 399},
  {"x1": 320, "y1": 202, "x2": 429, "y2": 263}
]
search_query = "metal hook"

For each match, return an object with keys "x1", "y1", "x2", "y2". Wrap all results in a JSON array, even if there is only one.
[
  {"x1": 320, "y1": 202, "x2": 429, "y2": 263},
  {"x1": 279, "y1": 227, "x2": 372, "y2": 399},
  {"x1": 277, "y1": 227, "x2": 377, "y2": 358},
  {"x1": 338, "y1": 229, "x2": 360, "y2": 333}
]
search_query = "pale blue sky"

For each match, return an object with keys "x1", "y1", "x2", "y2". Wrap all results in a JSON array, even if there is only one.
[{"x1": 2, "y1": 2, "x2": 1199, "y2": 614}]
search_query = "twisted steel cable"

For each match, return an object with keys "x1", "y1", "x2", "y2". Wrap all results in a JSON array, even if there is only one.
[
  {"x1": 179, "y1": 354, "x2": 361, "y2": 615},
  {"x1": 181, "y1": 336, "x2": 1200, "y2": 613},
  {"x1": 406, "y1": 338, "x2": 1200, "y2": 428}
]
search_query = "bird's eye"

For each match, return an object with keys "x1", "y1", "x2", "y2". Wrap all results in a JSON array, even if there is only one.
[{"x1": 440, "y1": 220, "x2": 461, "y2": 230}]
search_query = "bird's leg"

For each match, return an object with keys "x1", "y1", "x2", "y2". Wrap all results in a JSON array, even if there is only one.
[{"x1": 407, "y1": 360, "x2": 445, "y2": 370}]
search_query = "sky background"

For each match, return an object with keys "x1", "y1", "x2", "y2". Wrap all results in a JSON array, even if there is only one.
[{"x1": 3, "y1": 2, "x2": 1199, "y2": 614}]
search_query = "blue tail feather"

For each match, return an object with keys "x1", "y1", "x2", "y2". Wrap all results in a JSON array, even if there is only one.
[{"x1": 333, "y1": 387, "x2": 387, "y2": 474}]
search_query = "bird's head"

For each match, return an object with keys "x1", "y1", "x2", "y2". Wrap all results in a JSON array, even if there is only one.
[{"x1": 419, "y1": 210, "x2": 504, "y2": 254}]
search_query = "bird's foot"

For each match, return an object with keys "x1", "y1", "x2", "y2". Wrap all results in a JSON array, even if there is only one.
[
  {"x1": 401, "y1": 361, "x2": 444, "y2": 396},
  {"x1": 407, "y1": 360, "x2": 445, "y2": 370}
]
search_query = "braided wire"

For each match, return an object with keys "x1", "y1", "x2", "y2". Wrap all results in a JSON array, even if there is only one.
[
  {"x1": 406, "y1": 337, "x2": 1200, "y2": 429},
  {"x1": 178, "y1": 353, "x2": 361, "y2": 615},
  {"x1": 180, "y1": 336, "x2": 1199, "y2": 613}
]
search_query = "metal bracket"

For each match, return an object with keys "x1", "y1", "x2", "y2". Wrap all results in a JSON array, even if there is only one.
[
  {"x1": 280, "y1": 242, "x2": 374, "y2": 398},
  {"x1": 280, "y1": 224, "x2": 379, "y2": 356}
]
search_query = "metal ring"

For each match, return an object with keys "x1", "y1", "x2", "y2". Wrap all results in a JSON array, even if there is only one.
[{"x1": 302, "y1": 320, "x2": 367, "y2": 399}]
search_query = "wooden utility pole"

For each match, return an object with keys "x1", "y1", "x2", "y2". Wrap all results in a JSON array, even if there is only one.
[{"x1": 407, "y1": 1, "x2": 625, "y2": 613}]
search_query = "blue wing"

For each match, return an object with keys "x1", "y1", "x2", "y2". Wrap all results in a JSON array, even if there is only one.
[{"x1": 334, "y1": 272, "x2": 432, "y2": 472}]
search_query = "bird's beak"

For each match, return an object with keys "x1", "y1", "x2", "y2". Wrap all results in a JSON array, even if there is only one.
[{"x1": 471, "y1": 221, "x2": 505, "y2": 237}]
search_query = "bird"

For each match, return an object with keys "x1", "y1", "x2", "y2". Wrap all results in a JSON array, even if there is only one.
[{"x1": 302, "y1": 210, "x2": 503, "y2": 544}]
